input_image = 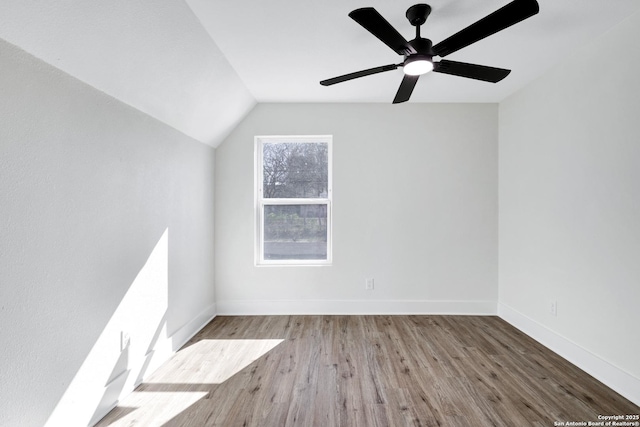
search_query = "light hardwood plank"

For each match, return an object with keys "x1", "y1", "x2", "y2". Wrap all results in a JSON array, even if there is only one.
[{"x1": 96, "y1": 316, "x2": 639, "y2": 427}]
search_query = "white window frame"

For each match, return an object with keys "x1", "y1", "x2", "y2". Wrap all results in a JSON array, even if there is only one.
[{"x1": 255, "y1": 135, "x2": 333, "y2": 266}]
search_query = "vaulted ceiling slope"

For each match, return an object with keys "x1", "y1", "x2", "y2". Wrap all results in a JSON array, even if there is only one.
[
  {"x1": 3, "y1": 0, "x2": 640, "y2": 146},
  {"x1": 0, "y1": 0, "x2": 256, "y2": 147}
]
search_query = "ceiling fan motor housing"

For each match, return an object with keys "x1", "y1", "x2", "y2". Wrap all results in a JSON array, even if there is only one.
[
  {"x1": 404, "y1": 37, "x2": 435, "y2": 74},
  {"x1": 406, "y1": 37, "x2": 434, "y2": 58}
]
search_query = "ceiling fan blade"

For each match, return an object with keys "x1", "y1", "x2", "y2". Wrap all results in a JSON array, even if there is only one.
[
  {"x1": 434, "y1": 60, "x2": 511, "y2": 82},
  {"x1": 349, "y1": 8, "x2": 414, "y2": 56},
  {"x1": 320, "y1": 64, "x2": 400, "y2": 86},
  {"x1": 393, "y1": 74, "x2": 419, "y2": 104},
  {"x1": 432, "y1": 0, "x2": 539, "y2": 58}
]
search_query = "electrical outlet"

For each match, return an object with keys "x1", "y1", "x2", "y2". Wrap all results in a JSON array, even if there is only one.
[
  {"x1": 121, "y1": 331, "x2": 131, "y2": 351},
  {"x1": 550, "y1": 301, "x2": 557, "y2": 317},
  {"x1": 365, "y1": 278, "x2": 374, "y2": 290}
]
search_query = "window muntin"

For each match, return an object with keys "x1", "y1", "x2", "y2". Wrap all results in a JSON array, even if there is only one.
[{"x1": 256, "y1": 136, "x2": 332, "y2": 265}]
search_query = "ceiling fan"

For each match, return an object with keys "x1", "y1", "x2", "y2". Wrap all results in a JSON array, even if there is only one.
[{"x1": 320, "y1": 0, "x2": 539, "y2": 103}]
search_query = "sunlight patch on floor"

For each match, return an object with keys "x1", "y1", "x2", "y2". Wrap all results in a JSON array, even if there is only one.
[
  {"x1": 102, "y1": 391, "x2": 208, "y2": 427},
  {"x1": 97, "y1": 338, "x2": 284, "y2": 425},
  {"x1": 146, "y1": 338, "x2": 284, "y2": 384}
]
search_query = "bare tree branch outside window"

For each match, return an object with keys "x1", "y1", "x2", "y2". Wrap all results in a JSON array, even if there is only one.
[{"x1": 263, "y1": 143, "x2": 328, "y2": 199}]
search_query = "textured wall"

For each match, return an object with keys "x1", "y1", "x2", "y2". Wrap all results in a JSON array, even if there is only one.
[{"x1": 0, "y1": 40, "x2": 215, "y2": 427}]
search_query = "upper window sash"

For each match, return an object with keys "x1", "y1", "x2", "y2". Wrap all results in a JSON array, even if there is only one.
[{"x1": 257, "y1": 136, "x2": 332, "y2": 201}]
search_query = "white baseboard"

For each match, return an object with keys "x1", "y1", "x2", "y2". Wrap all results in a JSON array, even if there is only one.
[
  {"x1": 216, "y1": 299, "x2": 497, "y2": 316},
  {"x1": 169, "y1": 303, "x2": 217, "y2": 351},
  {"x1": 498, "y1": 303, "x2": 640, "y2": 407}
]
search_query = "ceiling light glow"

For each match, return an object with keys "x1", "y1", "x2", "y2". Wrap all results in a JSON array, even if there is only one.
[{"x1": 404, "y1": 58, "x2": 433, "y2": 76}]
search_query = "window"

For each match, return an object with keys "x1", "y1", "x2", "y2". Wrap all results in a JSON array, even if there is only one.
[{"x1": 255, "y1": 135, "x2": 332, "y2": 265}]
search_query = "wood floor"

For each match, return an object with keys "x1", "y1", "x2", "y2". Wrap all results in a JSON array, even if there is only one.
[{"x1": 97, "y1": 316, "x2": 639, "y2": 426}]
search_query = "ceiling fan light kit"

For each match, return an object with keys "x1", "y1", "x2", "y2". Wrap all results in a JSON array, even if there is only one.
[
  {"x1": 403, "y1": 56, "x2": 434, "y2": 76},
  {"x1": 320, "y1": 0, "x2": 540, "y2": 103}
]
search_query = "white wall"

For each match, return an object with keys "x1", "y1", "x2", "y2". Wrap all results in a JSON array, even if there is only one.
[
  {"x1": 0, "y1": 40, "x2": 216, "y2": 427},
  {"x1": 215, "y1": 103, "x2": 498, "y2": 314},
  {"x1": 499, "y1": 10, "x2": 640, "y2": 401}
]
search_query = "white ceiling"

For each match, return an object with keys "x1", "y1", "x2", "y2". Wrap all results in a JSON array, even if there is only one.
[
  {"x1": 3, "y1": 0, "x2": 640, "y2": 146},
  {"x1": 188, "y1": 0, "x2": 640, "y2": 103}
]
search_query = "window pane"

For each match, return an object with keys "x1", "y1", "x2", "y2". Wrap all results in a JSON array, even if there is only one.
[
  {"x1": 263, "y1": 142, "x2": 328, "y2": 198},
  {"x1": 263, "y1": 204, "x2": 327, "y2": 260}
]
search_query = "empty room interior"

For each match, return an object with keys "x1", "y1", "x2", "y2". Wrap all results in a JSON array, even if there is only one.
[{"x1": 1, "y1": 0, "x2": 639, "y2": 426}]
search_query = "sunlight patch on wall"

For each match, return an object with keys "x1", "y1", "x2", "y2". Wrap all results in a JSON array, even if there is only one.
[{"x1": 45, "y1": 229, "x2": 170, "y2": 427}]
